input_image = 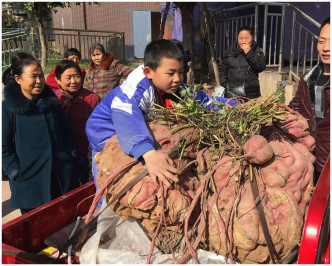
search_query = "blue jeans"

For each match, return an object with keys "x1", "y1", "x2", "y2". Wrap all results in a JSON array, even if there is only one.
[{"x1": 92, "y1": 149, "x2": 103, "y2": 207}]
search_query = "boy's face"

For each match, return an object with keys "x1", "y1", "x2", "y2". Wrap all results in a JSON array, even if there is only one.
[
  {"x1": 66, "y1": 55, "x2": 80, "y2": 64},
  {"x1": 317, "y1": 23, "x2": 330, "y2": 66},
  {"x1": 144, "y1": 58, "x2": 184, "y2": 94}
]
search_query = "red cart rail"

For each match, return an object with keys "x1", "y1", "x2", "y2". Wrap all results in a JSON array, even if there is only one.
[
  {"x1": 2, "y1": 181, "x2": 95, "y2": 264},
  {"x1": 298, "y1": 156, "x2": 330, "y2": 264}
]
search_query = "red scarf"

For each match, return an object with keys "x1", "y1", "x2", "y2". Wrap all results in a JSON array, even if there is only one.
[{"x1": 59, "y1": 88, "x2": 81, "y2": 117}]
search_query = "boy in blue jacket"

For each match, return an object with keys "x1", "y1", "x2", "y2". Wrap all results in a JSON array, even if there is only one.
[{"x1": 86, "y1": 39, "x2": 235, "y2": 202}]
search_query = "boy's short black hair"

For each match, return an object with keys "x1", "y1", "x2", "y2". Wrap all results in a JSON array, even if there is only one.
[
  {"x1": 320, "y1": 16, "x2": 330, "y2": 34},
  {"x1": 64, "y1": 48, "x2": 81, "y2": 60},
  {"x1": 144, "y1": 39, "x2": 183, "y2": 71},
  {"x1": 238, "y1": 25, "x2": 254, "y2": 37}
]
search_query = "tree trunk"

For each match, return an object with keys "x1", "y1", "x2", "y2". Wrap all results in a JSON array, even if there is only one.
[
  {"x1": 36, "y1": 4, "x2": 47, "y2": 69},
  {"x1": 202, "y1": 3, "x2": 220, "y2": 86},
  {"x1": 159, "y1": 2, "x2": 170, "y2": 39},
  {"x1": 176, "y1": 3, "x2": 196, "y2": 86}
]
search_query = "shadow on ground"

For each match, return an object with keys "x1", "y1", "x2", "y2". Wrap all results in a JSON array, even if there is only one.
[{"x1": 2, "y1": 199, "x2": 16, "y2": 217}]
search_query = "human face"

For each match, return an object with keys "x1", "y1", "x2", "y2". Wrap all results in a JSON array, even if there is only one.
[
  {"x1": 91, "y1": 49, "x2": 104, "y2": 66},
  {"x1": 238, "y1": 30, "x2": 253, "y2": 46},
  {"x1": 317, "y1": 23, "x2": 330, "y2": 67},
  {"x1": 66, "y1": 55, "x2": 80, "y2": 64},
  {"x1": 55, "y1": 67, "x2": 82, "y2": 94},
  {"x1": 144, "y1": 58, "x2": 184, "y2": 94},
  {"x1": 14, "y1": 63, "x2": 45, "y2": 100}
]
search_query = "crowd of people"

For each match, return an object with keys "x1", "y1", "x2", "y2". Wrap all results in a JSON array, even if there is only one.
[{"x1": 2, "y1": 17, "x2": 329, "y2": 214}]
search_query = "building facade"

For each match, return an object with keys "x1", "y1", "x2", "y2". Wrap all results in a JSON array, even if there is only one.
[{"x1": 51, "y1": 2, "x2": 164, "y2": 59}]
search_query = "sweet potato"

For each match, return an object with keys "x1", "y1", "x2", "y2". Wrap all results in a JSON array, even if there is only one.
[{"x1": 243, "y1": 135, "x2": 274, "y2": 164}]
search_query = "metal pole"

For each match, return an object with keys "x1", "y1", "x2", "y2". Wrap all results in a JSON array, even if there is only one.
[
  {"x1": 296, "y1": 26, "x2": 302, "y2": 76},
  {"x1": 78, "y1": 30, "x2": 81, "y2": 56},
  {"x1": 254, "y1": 4, "x2": 258, "y2": 42},
  {"x1": 262, "y1": 4, "x2": 268, "y2": 55},
  {"x1": 303, "y1": 31, "x2": 308, "y2": 74},
  {"x1": 269, "y1": 16, "x2": 273, "y2": 65},
  {"x1": 274, "y1": 16, "x2": 278, "y2": 65},
  {"x1": 289, "y1": 10, "x2": 296, "y2": 82},
  {"x1": 278, "y1": 5, "x2": 285, "y2": 73}
]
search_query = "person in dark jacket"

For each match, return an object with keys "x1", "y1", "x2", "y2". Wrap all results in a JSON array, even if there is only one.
[
  {"x1": 289, "y1": 17, "x2": 330, "y2": 183},
  {"x1": 2, "y1": 52, "x2": 35, "y2": 86},
  {"x1": 219, "y1": 25, "x2": 266, "y2": 99},
  {"x1": 2, "y1": 57, "x2": 80, "y2": 214}
]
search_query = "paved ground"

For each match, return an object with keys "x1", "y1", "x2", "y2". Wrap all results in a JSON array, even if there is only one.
[{"x1": 2, "y1": 180, "x2": 21, "y2": 224}]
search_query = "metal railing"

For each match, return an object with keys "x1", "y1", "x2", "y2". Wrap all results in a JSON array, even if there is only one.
[
  {"x1": 2, "y1": 29, "x2": 28, "y2": 67},
  {"x1": 2, "y1": 28, "x2": 125, "y2": 68},
  {"x1": 46, "y1": 28, "x2": 125, "y2": 61},
  {"x1": 213, "y1": 3, "x2": 321, "y2": 82},
  {"x1": 288, "y1": 6, "x2": 320, "y2": 81}
]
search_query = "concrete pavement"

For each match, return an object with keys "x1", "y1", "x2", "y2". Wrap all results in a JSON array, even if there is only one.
[{"x1": 2, "y1": 180, "x2": 21, "y2": 224}]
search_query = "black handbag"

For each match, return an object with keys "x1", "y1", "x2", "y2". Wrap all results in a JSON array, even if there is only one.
[{"x1": 225, "y1": 66, "x2": 250, "y2": 98}]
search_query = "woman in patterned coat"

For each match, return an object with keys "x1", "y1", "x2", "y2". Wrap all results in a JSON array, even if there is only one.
[{"x1": 86, "y1": 43, "x2": 133, "y2": 99}]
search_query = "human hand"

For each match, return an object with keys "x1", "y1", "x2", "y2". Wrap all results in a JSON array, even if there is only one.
[
  {"x1": 240, "y1": 43, "x2": 251, "y2": 54},
  {"x1": 142, "y1": 150, "x2": 180, "y2": 187}
]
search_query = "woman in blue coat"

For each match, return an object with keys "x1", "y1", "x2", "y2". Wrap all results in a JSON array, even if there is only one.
[{"x1": 2, "y1": 57, "x2": 80, "y2": 214}]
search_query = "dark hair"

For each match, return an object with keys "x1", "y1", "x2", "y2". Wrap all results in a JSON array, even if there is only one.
[
  {"x1": 64, "y1": 48, "x2": 81, "y2": 60},
  {"x1": 171, "y1": 39, "x2": 191, "y2": 64},
  {"x1": 144, "y1": 39, "x2": 183, "y2": 70},
  {"x1": 89, "y1": 43, "x2": 106, "y2": 57},
  {"x1": 319, "y1": 16, "x2": 330, "y2": 34},
  {"x1": 171, "y1": 39, "x2": 185, "y2": 53},
  {"x1": 54, "y1": 60, "x2": 82, "y2": 80},
  {"x1": 2, "y1": 53, "x2": 37, "y2": 85},
  {"x1": 238, "y1": 25, "x2": 254, "y2": 37}
]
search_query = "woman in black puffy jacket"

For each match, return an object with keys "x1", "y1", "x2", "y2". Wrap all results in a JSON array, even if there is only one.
[{"x1": 219, "y1": 26, "x2": 266, "y2": 99}]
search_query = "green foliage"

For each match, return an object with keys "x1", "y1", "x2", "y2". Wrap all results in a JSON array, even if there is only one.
[
  {"x1": 2, "y1": 5, "x2": 19, "y2": 28},
  {"x1": 275, "y1": 81, "x2": 286, "y2": 103},
  {"x1": 149, "y1": 90, "x2": 289, "y2": 158}
]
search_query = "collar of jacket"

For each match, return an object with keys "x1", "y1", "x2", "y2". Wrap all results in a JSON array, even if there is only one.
[
  {"x1": 303, "y1": 62, "x2": 330, "y2": 103},
  {"x1": 3, "y1": 82, "x2": 59, "y2": 114},
  {"x1": 88, "y1": 52, "x2": 115, "y2": 71}
]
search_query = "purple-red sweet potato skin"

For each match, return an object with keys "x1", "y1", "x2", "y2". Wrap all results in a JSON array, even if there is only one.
[{"x1": 244, "y1": 135, "x2": 274, "y2": 164}]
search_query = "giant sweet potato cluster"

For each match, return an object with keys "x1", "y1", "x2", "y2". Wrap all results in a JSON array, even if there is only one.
[{"x1": 94, "y1": 92, "x2": 315, "y2": 264}]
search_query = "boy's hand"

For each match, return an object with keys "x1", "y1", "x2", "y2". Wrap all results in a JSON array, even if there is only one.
[{"x1": 142, "y1": 150, "x2": 180, "y2": 187}]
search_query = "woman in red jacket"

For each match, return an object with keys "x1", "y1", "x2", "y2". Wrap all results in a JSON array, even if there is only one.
[
  {"x1": 54, "y1": 60, "x2": 101, "y2": 184},
  {"x1": 46, "y1": 48, "x2": 86, "y2": 92}
]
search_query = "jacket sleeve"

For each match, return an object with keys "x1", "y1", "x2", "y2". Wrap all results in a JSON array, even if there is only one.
[
  {"x1": 288, "y1": 76, "x2": 305, "y2": 113},
  {"x1": 111, "y1": 92, "x2": 155, "y2": 160},
  {"x1": 219, "y1": 57, "x2": 229, "y2": 88},
  {"x1": 189, "y1": 87, "x2": 236, "y2": 111},
  {"x1": 2, "y1": 105, "x2": 20, "y2": 180},
  {"x1": 116, "y1": 62, "x2": 133, "y2": 80},
  {"x1": 245, "y1": 47, "x2": 266, "y2": 73},
  {"x1": 81, "y1": 68, "x2": 86, "y2": 82},
  {"x1": 45, "y1": 66, "x2": 60, "y2": 90}
]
